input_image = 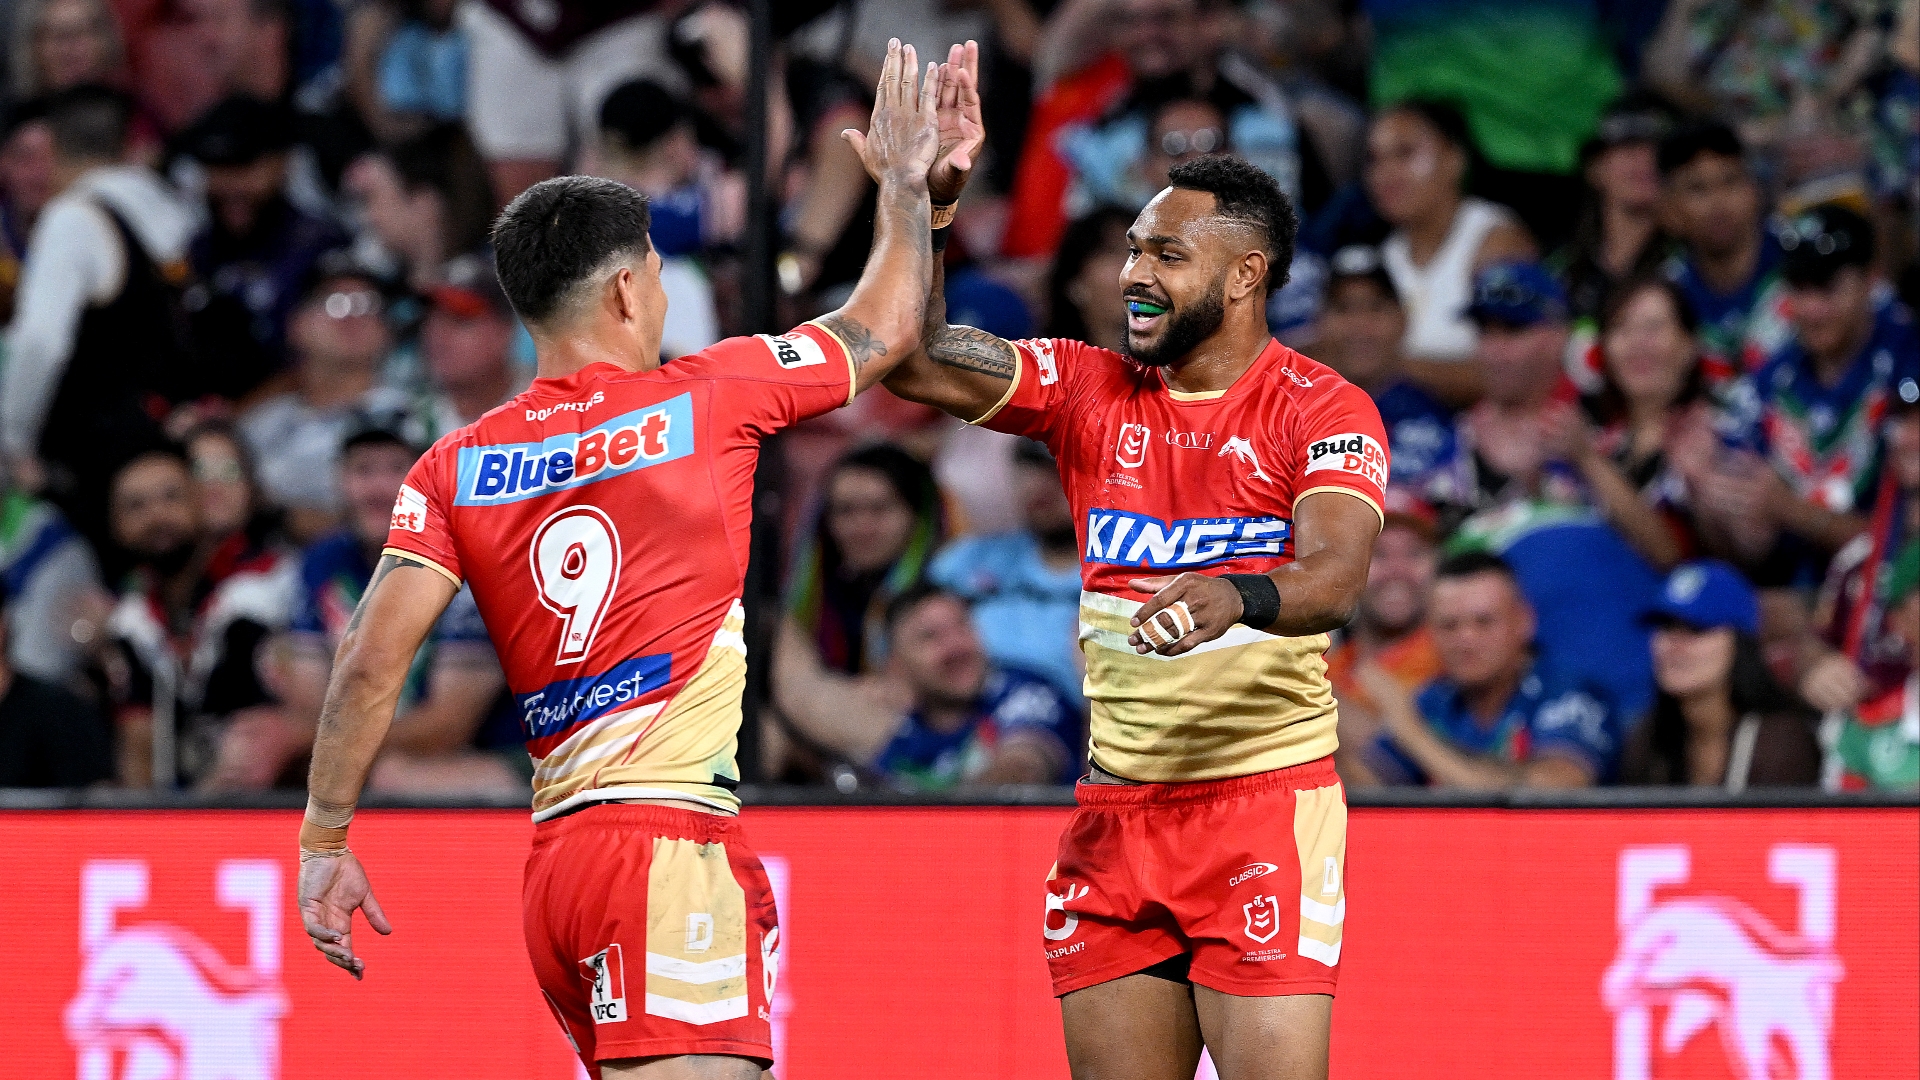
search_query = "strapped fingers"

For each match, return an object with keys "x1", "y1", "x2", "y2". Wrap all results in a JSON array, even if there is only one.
[{"x1": 1136, "y1": 600, "x2": 1196, "y2": 651}]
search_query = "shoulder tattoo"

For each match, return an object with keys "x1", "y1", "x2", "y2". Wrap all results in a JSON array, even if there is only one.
[
  {"x1": 927, "y1": 325, "x2": 1016, "y2": 381},
  {"x1": 817, "y1": 313, "x2": 887, "y2": 372},
  {"x1": 344, "y1": 553, "x2": 434, "y2": 635}
]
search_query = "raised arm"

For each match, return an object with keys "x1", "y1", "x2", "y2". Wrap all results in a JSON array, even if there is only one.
[
  {"x1": 296, "y1": 553, "x2": 458, "y2": 978},
  {"x1": 812, "y1": 40, "x2": 943, "y2": 395}
]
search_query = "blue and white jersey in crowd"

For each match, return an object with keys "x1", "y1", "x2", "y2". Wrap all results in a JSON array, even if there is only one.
[
  {"x1": 1371, "y1": 378, "x2": 1461, "y2": 490},
  {"x1": 930, "y1": 530, "x2": 1086, "y2": 712},
  {"x1": 876, "y1": 666, "x2": 1083, "y2": 790},
  {"x1": 1369, "y1": 663, "x2": 1622, "y2": 785}
]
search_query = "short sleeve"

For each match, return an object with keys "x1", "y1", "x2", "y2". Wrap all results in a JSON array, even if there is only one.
[
  {"x1": 1529, "y1": 685, "x2": 1616, "y2": 780},
  {"x1": 974, "y1": 337, "x2": 1103, "y2": 443},
  {"x1": 382, "y1": 441, "x2": 463, "y2": 586},
  {"x1": 675, "y1": 322, "x2": 856, "y2": 432},
  {"x1": 1291, "y1": 378, "x2": 1390, "y2": 525}
]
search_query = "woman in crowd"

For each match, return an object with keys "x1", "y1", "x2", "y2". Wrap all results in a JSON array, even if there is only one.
[
  {"x1": 9, "y1": 0, "x2": 122, "y2": 98},
  {"x1": 1623, "y1": 561, "x2": 1821, "y2": 787},
  {"x1": 1549, "y1": 275, "x2": 1710, "y2": 571},
  {"x1": 1555, "y1": 106, "x2": 1671, "y2": 326},
  {"x1": 1043, "y1": 205, "x2": 1133, "y2": 352},
  {"x1": 1364, "y1": 99, "x2": 1535, "y2": 365}
]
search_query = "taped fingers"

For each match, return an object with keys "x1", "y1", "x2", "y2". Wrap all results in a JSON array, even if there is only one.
[{"x1": 1138, "y1": 600, "x2": 1195, "y2": 651}]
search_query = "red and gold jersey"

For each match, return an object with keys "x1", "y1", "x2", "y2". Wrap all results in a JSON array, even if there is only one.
[
  {"x1": 976, "y1": 336, "x2": 1388, "y2": 782},
  {"x1": 382, "y1": 323, "x2": 857, "y2": 818}
]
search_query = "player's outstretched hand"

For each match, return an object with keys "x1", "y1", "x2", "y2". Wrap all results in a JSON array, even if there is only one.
[
  {"x1": 1127, "y1": 573, "x2": 1245, "y2": 656},
  {"x1": 929, "y1": 40, "x2": 984, "y2": 205},
  {"x1": 298, "y1": 850, "x2": 393, "y2": 980},
  {"x1": 842, "y1": 39, "x2": 941, "y2": 187}
]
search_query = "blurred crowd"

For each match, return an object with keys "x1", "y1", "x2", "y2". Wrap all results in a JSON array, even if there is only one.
[{"x1": 0, "y1": 0, "x2": 1914, "y2": 797}]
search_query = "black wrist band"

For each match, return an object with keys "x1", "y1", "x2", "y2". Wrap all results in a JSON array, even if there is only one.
[
  {"x1": 1223, "y1": 573, "x2": 1281, "y2": 630},
  {"x1": 931, "y1": 225, "x2": 951, "y2": 252}
]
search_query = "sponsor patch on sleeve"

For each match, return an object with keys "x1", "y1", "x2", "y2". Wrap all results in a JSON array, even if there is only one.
[
  {"x1": 755, "y1": 331, "x2": 828, "y2": 370},
  {"x1": 1303, "y1": 432, "x2": 1388, "y2": 490},
  {"x1": 391, "y1": 483, "x2": 429, "y2": 533}
]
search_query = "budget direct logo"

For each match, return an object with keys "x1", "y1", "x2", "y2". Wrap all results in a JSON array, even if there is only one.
[
  {"x1": 1605, "y1": 844, "x2": 1843, "y2": 1080},
  {"x1": 66, "y1": 859, "x2": 288, "y2": 1080},
  {"x1": 455, "y1": 394, "x2": 696, "y2": 505},
  {"x1": 1303, "y1": 431, "x2": 1387, "y2": 490}
]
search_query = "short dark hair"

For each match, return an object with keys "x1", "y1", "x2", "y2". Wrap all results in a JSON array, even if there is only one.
[
  {"x1": 1657, "y1": 121, "x2": 1745, "y2": 178},
  {"x1": 600, "y1": 79, "x2": 688, "y2": 153},
  {"x1": 1167, "y1": 155, "x2": 1298, "y2": 294},
  {"x1": 491, "y1": 176, "x2": 652, "y2": 325},
  {"x1": 379, "y1": 123, "x2": 495, "y2": 254},
  {"x1": 44, "y1": 84, "x2": 130, "y2": 161},
  {"x1": 1385, "y1": 99, "x2": 1473, "y2": 155},
  {"x1": 1434, "y1": 549, "x2": 1519, "y2": 586},
  {"x1": 885, "y1": 582, "x2": 962, "y2": 633}
]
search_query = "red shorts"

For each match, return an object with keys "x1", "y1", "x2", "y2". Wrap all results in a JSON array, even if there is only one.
[
  {"x1": 1043, "y1": 757, "x2": 1348, "y2": 998},
  {"x1": 524, "y1": 804, "x2": 779, "y2": 1076}
]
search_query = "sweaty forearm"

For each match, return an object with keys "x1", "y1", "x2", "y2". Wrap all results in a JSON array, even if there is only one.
[
  {"x1": 305, "y1": 635, "x2": 410, "y2": 814},
  {"x1": 823, "y1": 172, "x2": 931, "y2": 391}
]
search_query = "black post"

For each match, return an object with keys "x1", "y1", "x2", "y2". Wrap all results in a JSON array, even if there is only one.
[
  {"x1": 737, "y1": 0, "x2": 777, "y2": 782},
  {"x1": 742, "y1": 0, "x2": 776, "y2": 336}
]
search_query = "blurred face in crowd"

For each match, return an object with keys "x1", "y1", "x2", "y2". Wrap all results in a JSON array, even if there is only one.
[
  {"x1": 1360, "y1": 523, "x2": 1437, "y2": 637},
  {"x1": 339, "y1": 441, "x2": 415, "y2": 548},
  {"x1": 1603, "y1": 285, "x2": 1694, "y2": 411},
  {"x1": 1885, "y1": 592, "x2": 1920, "y2": 653},
  {"x1": 1315, "y1": 276, "x2": 1405, "y2": 389},
  {"x1": 1888, "y1": 411, "x2": 1920, "y2": 492},
  {"x1": 1661, "y1": 151, "x2": 1760, "y2": 258},
  {"x1": 1065, "y1": 216, "x2": 1132, "y2": 352},
  {"x1": 1649, "y1": 623, "x2": 1737, "y2": 701},
  {"x1": 423, "y1": 302, "x2": 514, "y2": 392},
  {"x1": 0, "y1": 120, "x2": 57, "y2": 224},
  {"x1": 34, "y1": 0, "x2": 117, "y2": 92},
  {"x1": 289, "y1": 275, "x2": 390, "y2": 372},
  {"x1": 1121, "y1": 188, "x2": 1259, "y2": 367},
  {"x1": 1365, "y1": 109, "x2": 1465, "y2": 227},
  {"x1": 1587, "y1": 141, "x2": 1661, "y2": 214},
  {"x1": 1429, "y1": 571, "x2": 1534, "y2": 691},
  {"x1": 1143, "y1": 100, "x2": 1226, "y2": 193},
  {"x1": 110, "y1": 454, "x2": 200, "y2": 572},
  {"x1": 346, "y1": 155, "x2": 443, "y2": 264},
  {"x1": 1014, "y1": 459, "x2": 1074, "y2": 547},
  {"x1": 827, "y1": 466, "x2": 915, "y2": 576},
  {"x1": 891, "y1": 595, "x2": 989, "y2": 711},
  {"x1": 1785, "y1": 266, "x2": 1874, "y2": 363},
  {"x1": 1476, "y1": 319, "x2": 1568, "y2": 406},
  {"x1": 187, "y1": 429, "x2": 252, "y2": 538},
  {"x1": 1117, "y1": 0, "x2": 1201, "y2": 81},
  {"x1": 204, "y1": 154, "x2": 287, "y2": 238}
]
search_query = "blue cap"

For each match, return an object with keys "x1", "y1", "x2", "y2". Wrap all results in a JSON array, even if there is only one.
[
  {"x1": 1465, "y1": 261, "x2": 1568, "y2": 328},
  {"x1": 1643, "y1": 560, "x2": 1759, "y2": 634}
]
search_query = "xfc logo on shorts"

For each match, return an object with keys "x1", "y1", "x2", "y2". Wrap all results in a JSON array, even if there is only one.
[{"x1": 581, "y1": 943, "x2": 628, "y2": 1024}]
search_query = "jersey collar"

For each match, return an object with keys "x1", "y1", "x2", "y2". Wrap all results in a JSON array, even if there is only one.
[{"x1": 1155, "y1": 337, "x2": 1285, "y2": 405}]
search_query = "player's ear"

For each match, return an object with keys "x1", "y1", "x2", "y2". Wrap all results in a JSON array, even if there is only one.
[
  {"x1": 1231, "y1": 248, "x2": 1268, "y2": 302},
  {"x1": 609, "y1": 265, "x2": 637, "y2": 323}
]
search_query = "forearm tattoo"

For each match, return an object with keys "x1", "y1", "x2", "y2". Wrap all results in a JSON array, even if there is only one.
[
  {"x1": 927, "y1": 325, "x2": 1016, "y2": 381},
  {"x1": 817, "y1": 313, "x2": 887, "y2": 372}
]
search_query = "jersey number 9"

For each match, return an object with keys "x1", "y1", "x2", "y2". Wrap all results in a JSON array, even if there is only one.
[{"x1": 531, "y1": 505, "x2": 623, "y2": 664}]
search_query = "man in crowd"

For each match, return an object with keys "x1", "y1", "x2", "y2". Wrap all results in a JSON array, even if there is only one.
[
  {"x1": 417, "y1": 254, "x2": 527, "y2": 437},
  {"x1": 1657, "y1": 121, "x2": 1788, "y2": 378},
  {"x1": 0, "y1": 478, "x2": 109, "y2": 687},
  {"x1": 1825, "y1": 542, "x2": 1918, "y2": 791},
  {"x1": 0, "y1": 578, "x2": 112, "y2": 787},
  {"x1": 1325, "y1": 490, "x2": 1442, "y2": 785},
  {"x1": 105, "y1": 445, "x2": 296, "y2": 788},
  {"x1": 929, "y1": 438, "x2": 1086, "y2": 712},
  {"x1": 1359, "y1": 551, "x2": 1620, "y2": 788},
  {"x1": 180, "y1": 93, "x2": 346, "y2": 370},
  {"x1": 1450, "y1": 261, "x2": 1582, "y2": 516},
  {"x1": 1, "y1": 99, "x2": 57, "y2": 320}
]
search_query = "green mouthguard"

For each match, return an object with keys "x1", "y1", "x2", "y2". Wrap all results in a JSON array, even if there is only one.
[{"x1": 1127, "y1": 300, "x2": 1167, "y2": 316}]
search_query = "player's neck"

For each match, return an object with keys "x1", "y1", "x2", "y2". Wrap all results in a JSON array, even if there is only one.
[
  {"x1": 1160, "y1": 317, "x2": 1272, "y2": 395},
  {"x1": 533, "y1": 324, "x2": 662, "y2": 381}
]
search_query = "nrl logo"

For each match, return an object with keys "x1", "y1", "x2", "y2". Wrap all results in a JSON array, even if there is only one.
[{"x1": 1242, "y1": 894, "x2": 1281, "y2": 944}]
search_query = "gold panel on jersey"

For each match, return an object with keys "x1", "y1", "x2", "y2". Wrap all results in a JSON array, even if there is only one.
[
  {"x1": 1292, "y1": 783, "x2": 1347, "y2": 966},
  {"x1": 1077, "y1": 591, "x2": 1340, "y2": 782},
  {"x1": 645, "y1": 837, "x2": 752, "y2": 1024}
]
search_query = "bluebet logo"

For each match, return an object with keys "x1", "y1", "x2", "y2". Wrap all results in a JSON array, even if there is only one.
[
  {"x1": 454, "y1": 394, "x2": 696, "y2": 505},
  {"x1": 516, "y1": 654, "x2": 672, "y2": 740},
  {"x1": 1084, "y1": 509, "x2": 1289, "y2": 568}
]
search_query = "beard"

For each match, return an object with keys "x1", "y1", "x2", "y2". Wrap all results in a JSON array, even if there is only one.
[
  {"x1": 136, "y1": 537, "x2": 197, "y2": 578},
  {"x1": 1122, "y1": 277, "x2": 1227, "y2": 368}
]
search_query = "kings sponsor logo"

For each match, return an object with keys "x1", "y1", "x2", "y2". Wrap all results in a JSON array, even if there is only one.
[
  {"x1": 1304, "y1": 431, "x2": 1387, "y2": 490},
  {"x1": 455, "y1": 394, "x2": 696, "y2": 505},
  {"x1": 1084, "y1": 509, "x2": 1289, "y2": 569}
]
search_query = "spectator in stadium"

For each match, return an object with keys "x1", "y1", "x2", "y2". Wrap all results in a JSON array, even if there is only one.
[
  {"x1": 1043, "y1": 205, "x2": 1132, "y2": 352},
  {"x1": 1311, "y1": 245, "x2": 1463, "y2": 493},
  {"x1": 239, "y1": 255, "x2": 418, "y2": 541},
  {"x1": 342, "y1": 0, "x2": 467, "y2": 146},
  {"x1": 183, "y1": 420, "x2": 269, "y2": 547},
  {"x1": 1554, "y1": 104, "x2": 1671, "y2": 328},
  {"x1": 342, "y1": 123, "x2": 493, "y2": 292},
  {"x1": 1708, "y1": 204, "x2": 1914, "y2": 572},
  {"x1": 1822, "y1": 541, "x2": 1918, "y2": 791},
  {"x1": 782, "y1": 443, "x2": 946, "y2": 677},
  {"x1": 0, "y1": 100, "x2": 56, "y2": 318},
  {"x1": 266, "y1": 413, "x2": 523, "y2": 795},
  {"x1": 2, "y1": 86, "x2": 197, "y2": 553},
  {"x1": 1325, "y1": 490, "x2": 1443, "y2": 786},
  {"x1": 8, "y1": 0, "x2": 123, "y2": 99},
  {"x1": 180, "y1": 94, "x2": 347, "y2": 371},
  {"x1": 776, "y1": 584, "x2": 1082, "y2": 790},
  {"x1": 1359, "y1": 551, "x2": 1621, "y2": 789},
  {"x1": 417, "y1": 253, "x2": 526, "y2": 437},
  {"x1": 0, "y1": 576, "x2": 113, "y2": 787},
  {"x1": 1799, "y1": 387, "x2": 1920, "y2": 714},
  {"x1": 1547, "y1": 275, "x2": 1710, "y2": 571},
  {"x1": 1365, "y1": 100, "x2": 1536, "y2": 365},
  {"x1": 929, "y1": 438, "x2": 1085, "y2": 712},
  {"x1": 1448, "y1": 261, "x2": 1580, "y2": 515},
  {"x1": 0, "y1": 478, "x2": 107, "y2": 687},
  {"x1": 1622, "y1": 560, "x2": 1821, "y2": 788},
  {"x1": 104, "y1": 445, "x2": 296, "y2": 788},
  {"x1": 1655, "y1": 122, "x2": 1789, "y2": 376}
]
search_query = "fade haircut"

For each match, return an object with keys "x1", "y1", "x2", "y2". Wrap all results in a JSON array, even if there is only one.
[
  {"x1": 1434, "y1": 549, "x2": 1520, "y2": 587},
  {"x1": 43, "y1": 84, "x2": 130, "y2": 161},
  {"x1": 1657, "y1": 121, "x2": 1744, "y2": 178},
  {"x1": 491, "y1": 176, "x2": 652, "y2": 326},
  {"x1": 1166, "y1": 155, "x2": 1298, "y2": 294}
]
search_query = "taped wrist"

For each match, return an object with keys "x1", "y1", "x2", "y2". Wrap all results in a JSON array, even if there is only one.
[
  {"x1": 301, "y1": 796, "x2": 355, "y2": 854},
  {"x1": 931, "y1": 225, "x2": 951, "y2": 252},
  {"x1": 1223, "y1": 573, "x2": 1281, "y2": 630}
]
